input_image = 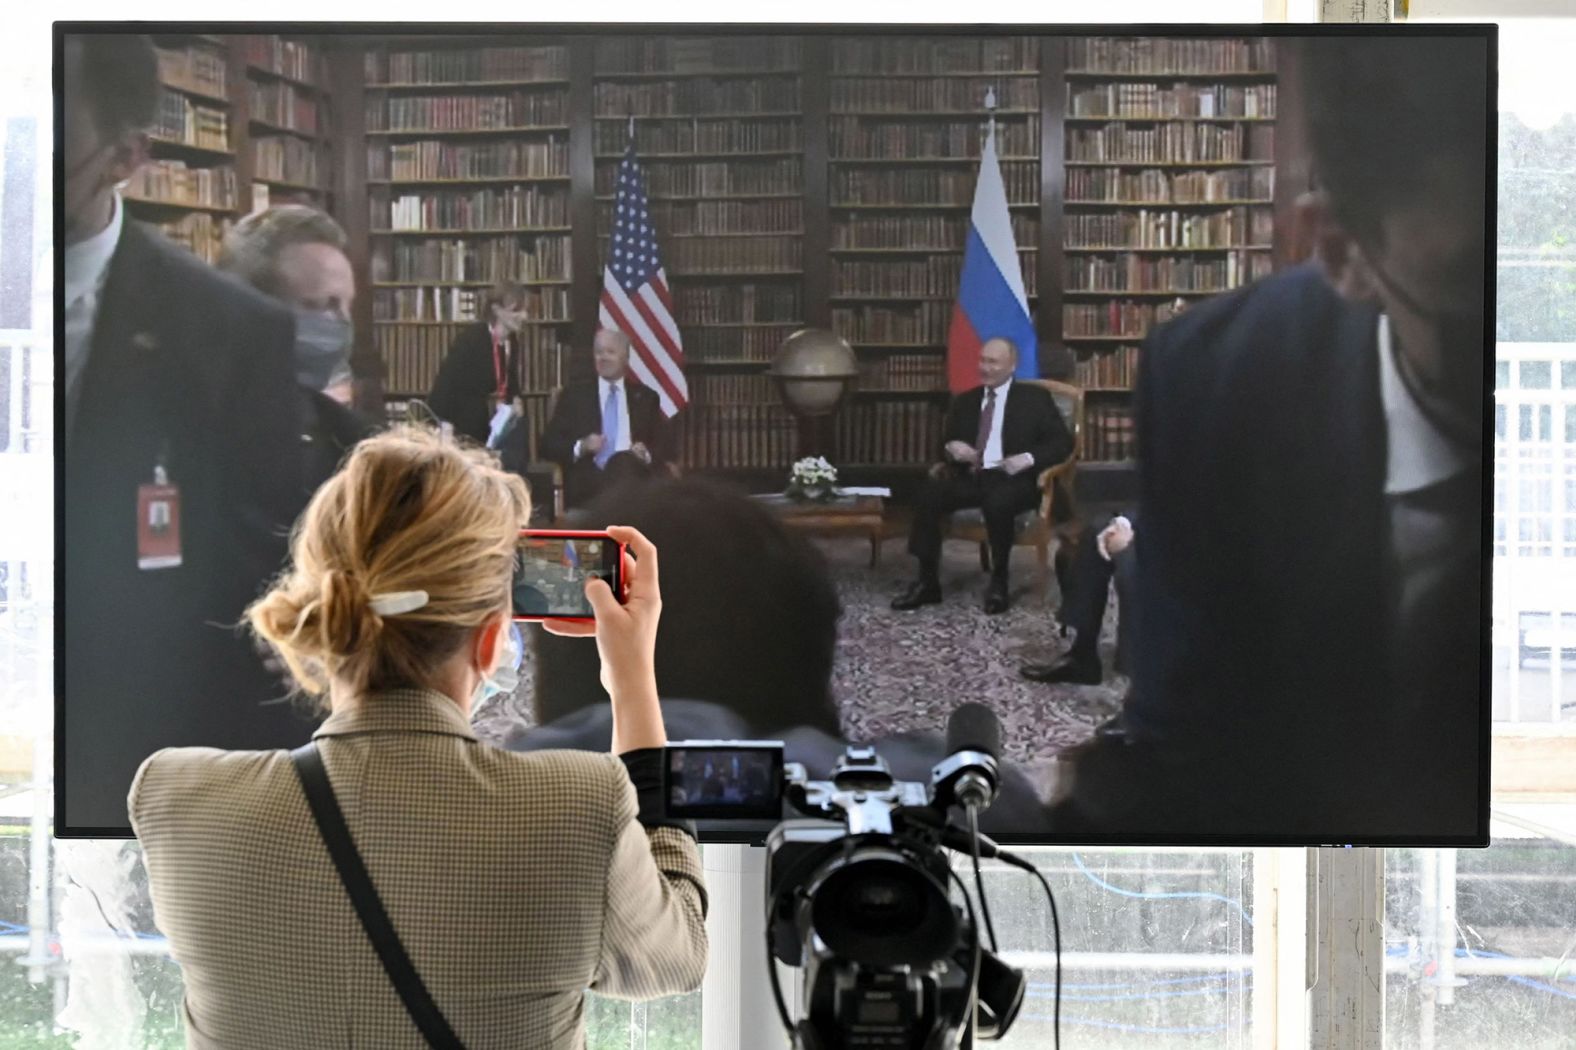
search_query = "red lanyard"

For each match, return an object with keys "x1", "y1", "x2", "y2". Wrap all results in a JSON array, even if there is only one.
[{"x1": 491, "y1": 327, "x2": 508, "y2": 399}]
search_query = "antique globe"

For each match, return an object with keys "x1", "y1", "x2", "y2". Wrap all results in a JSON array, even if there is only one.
[{"x1": 769, "y1": 328, "x2": 859, "y2": 418}]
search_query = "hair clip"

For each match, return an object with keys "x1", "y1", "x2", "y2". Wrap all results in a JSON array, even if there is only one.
[{"x1": 368, "y1": 590, "x2": 429, "y2": 616}]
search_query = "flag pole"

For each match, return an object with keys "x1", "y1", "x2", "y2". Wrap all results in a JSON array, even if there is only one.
[{"x1": 984, "y1": 86, "x2": 997, "y2": 150}]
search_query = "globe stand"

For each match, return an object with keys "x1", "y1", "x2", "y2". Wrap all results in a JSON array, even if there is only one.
[{"x1": 768, "y1": 329, "x2": 860, "y2": 463}]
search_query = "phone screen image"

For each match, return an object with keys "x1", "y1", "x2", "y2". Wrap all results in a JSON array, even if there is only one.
[
  {"x1": 512, "y1": 532, "x2": 621, "y2": 620},
  {"x1": 665, "y1": 744, "x2": 785, "y2": 821}
]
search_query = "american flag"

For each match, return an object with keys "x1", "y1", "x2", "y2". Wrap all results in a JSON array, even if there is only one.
[{"x1": 599, "y1": 123, "x2": 688, "y2": 417}]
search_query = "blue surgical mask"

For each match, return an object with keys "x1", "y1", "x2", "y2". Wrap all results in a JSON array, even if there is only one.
[
  {"x1": 472, "y1": 621, "x2": 523, "y2": 709},
  {"x1": 293, "y1": 309, "x2": 353, "y2": 393}
]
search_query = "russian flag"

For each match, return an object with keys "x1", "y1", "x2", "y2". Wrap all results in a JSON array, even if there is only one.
[{"x1": 946, "y1": 117, "x2": 1037, "y2": 392}]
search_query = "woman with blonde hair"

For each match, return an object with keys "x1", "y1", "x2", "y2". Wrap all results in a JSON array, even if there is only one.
[{"x1": 130, "y1": 426, "x2": 706, "y2": 1049}]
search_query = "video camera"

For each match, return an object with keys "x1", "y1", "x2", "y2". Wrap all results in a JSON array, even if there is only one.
[{"x1": 663, "y1": 705, "x2": 1062, "y2": 1050}]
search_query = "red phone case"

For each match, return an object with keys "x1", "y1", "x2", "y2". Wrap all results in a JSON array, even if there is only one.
[{"x1": 513, "y1": 529, "x2": 627, "y2": 622}]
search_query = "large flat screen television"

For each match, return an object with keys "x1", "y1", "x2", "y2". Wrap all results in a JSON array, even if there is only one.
[{"x1": 57, "y1": 23, "x2": 1494, "y2": 844}]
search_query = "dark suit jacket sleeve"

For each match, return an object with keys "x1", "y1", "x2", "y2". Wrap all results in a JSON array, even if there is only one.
[
  {"x1": 631, "y1": 386, "x2": 673, "y2": 464},
  {"x1": 427, "y1": 324, "x2": 489, "y2": 430},
  {"x1": 541, "y1": 383, "x2": 589, "y2": 466},
  {"x1": 941, "y1": 391, "x2": 977, "y2": 456},
  {"x1": 1021, "y1": 386, "x2": 1074, "y2": 468},
  {"x1": 1126, "y1": 321, "x2": 1252, "y2": 746}
]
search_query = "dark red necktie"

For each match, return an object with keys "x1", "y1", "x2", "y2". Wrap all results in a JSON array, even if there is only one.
[{"x1": 974, "y1": 388, "x2": 997, "y2": 472}]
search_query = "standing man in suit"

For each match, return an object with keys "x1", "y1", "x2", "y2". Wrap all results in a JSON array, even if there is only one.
[
  {"x1": 540, "y1": 328, "x2": 670, "y2": 507},
  {"x1": 892, "y1": 337, "x2": 1073, "y2": 614},
  {"x1": 61, "y1": 34, "x2": 315, "y2": 830},
  {"x1": 1054, "y1": 37, "x2": 1489, "y2": 839}
]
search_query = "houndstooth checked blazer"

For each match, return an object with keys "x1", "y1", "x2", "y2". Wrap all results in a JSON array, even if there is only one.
[{"x1": 129, "y1": 687, "x2": 708, "y2": 1049}]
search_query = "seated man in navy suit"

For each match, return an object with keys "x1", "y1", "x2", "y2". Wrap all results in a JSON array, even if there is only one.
[
  {"x1": 891, "y1": 337, "x2": 1073, "y2": 615},
  {"x1": 1054, "y1": 36, "x2": 1488, "y2": 840},
  {"x1": 540, "y1": 328, "x2": 672, "y2": 508}
]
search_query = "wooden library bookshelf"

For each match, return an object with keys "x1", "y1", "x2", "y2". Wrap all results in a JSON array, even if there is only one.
[
  {"x1": 361, "y1": 40, "x2": 574, "y2": 446},
  {"x1": 827, "y1": 36, "x2": 1042, "y2": 473},
  {"x1": 244, "y1": 35, "x2": 334, "y2": 211},
  {"x1": 132, "y1": 35, "x2": 240, "y2": 263},
  {"x1": 1059, "y1": 36, "x2": 1279, "y2": 466},
  {"x1": 133, "y1": 35, "x2": 336, "y2": 262},
  {"x1": 592, "y1": 36, "x2": 807, "y2": 473}
]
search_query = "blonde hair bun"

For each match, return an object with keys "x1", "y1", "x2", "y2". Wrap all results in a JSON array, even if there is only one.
[{"x1": 247, "y1": 425, "x2": 531, "y2": 704}]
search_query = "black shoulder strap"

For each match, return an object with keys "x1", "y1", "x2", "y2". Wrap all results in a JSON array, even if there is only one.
[{"x1": 290, "y1": 743, "x2": 465, "y2": 1049}]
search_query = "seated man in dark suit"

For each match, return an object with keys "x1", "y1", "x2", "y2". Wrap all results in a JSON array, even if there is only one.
[
  {"x1": 1054, "y1": 36, "x2": 1488, "y2": 840},
  {"x1": 1021, "y1": 510, "x2": 1137, "y2": 686},
  {"x1": 892, "y1": 337, "x2": 1073, "y2": 614},
  {"x1": 539, "y1": 328, "x2": 671, "y2": 507},
  {"x1": 60, "y1": 34, "x2": 315, "y2": 831}
]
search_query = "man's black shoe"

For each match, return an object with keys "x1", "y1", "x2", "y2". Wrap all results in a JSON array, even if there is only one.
[
  {"x1": 891, "y1": 581, "x2": 942, "y2": 611},
  {"x1": 983, "y1": 580, "x2": 1010, "y2": 615},
  {"x1": 1020, "y1": 652, "x2": 1103, "y2": 684}
]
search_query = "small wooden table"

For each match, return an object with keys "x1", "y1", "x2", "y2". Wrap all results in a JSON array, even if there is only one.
[{"x1": 751, "y1": 492, "x2": 890, "y2": 567}]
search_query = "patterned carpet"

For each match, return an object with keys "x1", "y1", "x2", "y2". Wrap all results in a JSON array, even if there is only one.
[{"x1": 474, "y1": 532, "x2": 1128, "y2": 781}]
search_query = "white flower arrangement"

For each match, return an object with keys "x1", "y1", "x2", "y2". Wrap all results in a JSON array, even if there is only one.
[{"x1": 787, "y1": 456, "x2": 838, "y2": 500}]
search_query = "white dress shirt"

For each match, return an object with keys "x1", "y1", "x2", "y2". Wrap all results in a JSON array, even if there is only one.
[
  {"x1": 980, "y1": 377, "x2": 1013, "y2": 470},
  {"x1": 64, "y1": 192, "x2": 124, "y2": 439},
  {"x1": 575, "y1": 376, "x2": 634, "y2": 459},
  {"x1": 1377, "y1": 314, "x2": 1471, "y2": 496}
]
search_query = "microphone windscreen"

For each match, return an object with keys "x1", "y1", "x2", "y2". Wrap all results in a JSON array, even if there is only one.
[{"x1": 945, "y1": 703, "x2": 1002, "y2": 761}]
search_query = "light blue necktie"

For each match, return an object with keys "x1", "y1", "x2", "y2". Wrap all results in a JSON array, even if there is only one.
[{"x1": 596, "y1": 384, "x2": 619, "y2": 469}]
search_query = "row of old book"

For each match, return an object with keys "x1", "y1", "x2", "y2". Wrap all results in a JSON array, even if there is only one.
[
  {"x1": 248, "y1": 36, "x2": 319, "y2": 85},
  {"x1": 1072, "y1": 346, "x2": 1139, "y2": 390},
  {"x1": 829, "y1": 118, "x2": 1039, "y2": 160},
  {"x1": 1066, "y1": 165, "x2": 1274, "y2": 203},
  {"x1": 595, "y1": 158, "x2": 800, "y2": 198},
  {"x1": 830, "y1": 77, "x2": 1038, "y2": 113},
  {"x1": 373, "y1": 286, "x2": 571, "y2": 323},
  {"x1": 383, "y1": 187, "x2": 571, "y2": 231},
  {"x1": 125, "y1": 160, "x2": 238, "y2": 209},
  {"x1": 594, "y1": 119, "x2": 803, "y2": 155},
  {"x1": 366, "y1": 46, "x2": 568, "y2": 86},
  {"x1": 832, "y1": 302, "x2": 953, "y2": 345},
  {"x1": 832, "y1": 165, "x2": 1038, "y2": 206},
  {"x1": 679, "y1": 404, "x2": 800, "y2": 470},
  {"x1": 1082, "y1": 402, "x2": 1137, "y2": 462},
  {"x1": 593, "y1": 80, "x2": 802, "y2": 118},
  {"x1": 595, "y1": 38, "x2": 801, "y2": 76},
  {"x1": 254, "y1": 135, "x2": 319, "y2": 186},
  {"x1": 1065, "y1": 206, "x2": 1275, "y2": 249},
  {"x1": 156, "y1": 43, "x2": 228, "y2": 99},
  {"x1": 1067, "y1": 123, "x2": 1275, "y2": 164},
  {"x1": 153, "y1": 94, "x2": 229, "y2": 151},
  {"x1": 367, "y1": 93, "x2": 570, "y2": 133},
  {"x1": 1064, "y1": 299, "x2": 1189, "y2": 339},
  {"x1": 377, "y1": 236, "x2": 573, "y2": 284},
  {"x1": 832, "y1": 257, "x2": 1037, "y2": 298},
  {"x1": 250, "y1": 81, "x2": 318, "y2": 135},
  {"x1": 599, "y1": 198, "x2": 802, "y2": 239},
  {"x1": 1066, "y1": 38, "x2": 1275, "y2": 75},
  {"x1": 1065, "y1": 250, "x2": 1272, "y2": 292},
  {"x1": 370, "y1": 138, "x2": 568, "y2": 181},
  {"x1": 832, "y1": 213, "x2": 1038, "y2": 250},
  {"x1": 1067, "y1": 82, "x2": 1277, "y2": 120}
]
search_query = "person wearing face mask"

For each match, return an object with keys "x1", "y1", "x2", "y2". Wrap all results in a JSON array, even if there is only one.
[
  {"x1": 129, "y1": 426, "x2": 707, "y2": 1048},
  {"x1": 427, "y1": 282, "x2": 530, "y2": 446},
  {"x1": 1049, "y1": 36, "x2": 1489, "y2": 840},
  {"x1": 219, "y1": 205, "x2": 380, "y2": 492},
  {"x1": 60, "y1": 34, "x2": 316, "y2": 832}
]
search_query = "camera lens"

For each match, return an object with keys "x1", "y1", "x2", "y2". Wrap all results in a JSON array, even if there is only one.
[{"x1": 809, "y1": 848, "x2": 956, "y2": 969}]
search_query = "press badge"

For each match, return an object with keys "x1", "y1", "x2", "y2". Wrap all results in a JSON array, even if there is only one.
[{"x1": 137, "y1": 464, "x2": 182, "y2": 570}]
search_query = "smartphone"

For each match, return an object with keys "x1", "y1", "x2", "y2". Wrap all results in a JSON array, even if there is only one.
[
  {"x1": 512, "y1": 529, "x2": 625, "y2": 621},
  {"x1": 663, "y1": 742, "x2": 786, "y2": 821}
]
